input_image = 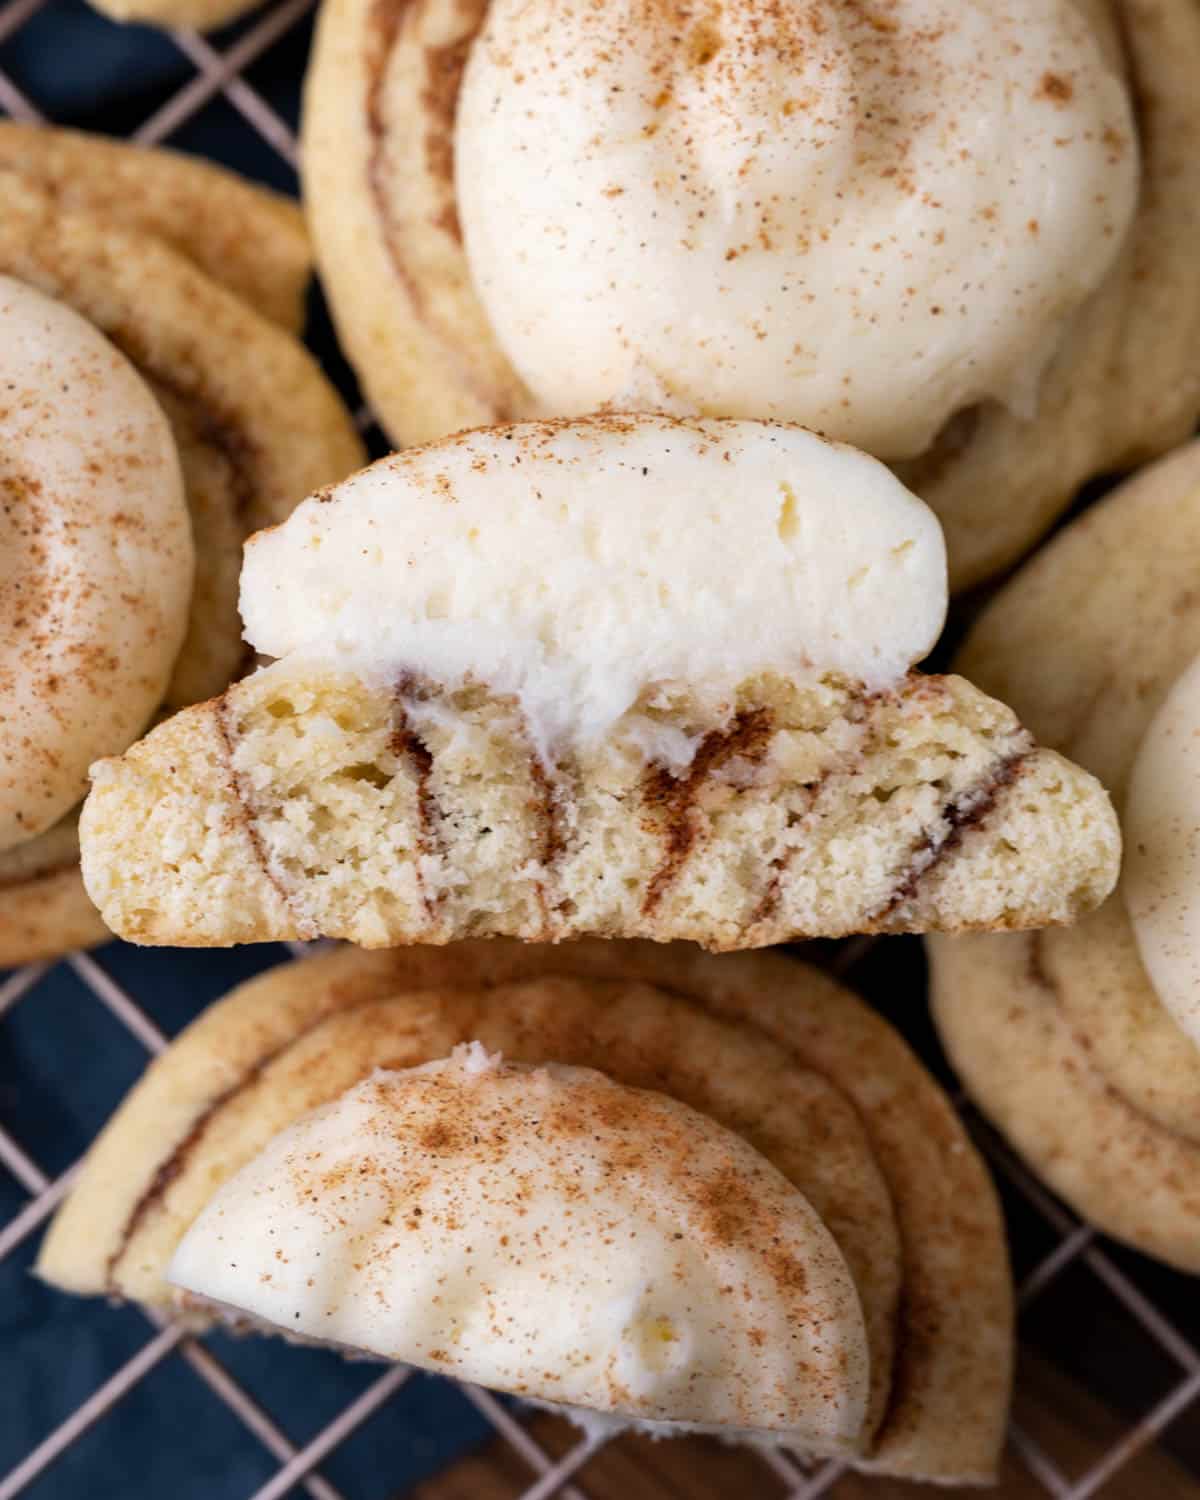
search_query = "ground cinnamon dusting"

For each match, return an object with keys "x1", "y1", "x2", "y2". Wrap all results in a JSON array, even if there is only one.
[{"x1": 1039, "y1": 71, "x2": 1074, "y2": 104}]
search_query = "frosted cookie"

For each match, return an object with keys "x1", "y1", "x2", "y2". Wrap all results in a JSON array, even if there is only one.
[
  {"x1": 37, "y1": 941, "x2": 1012, "y2": 1482},
  {"x1": 80, "y1": 416, "x2": 1119, "y2": 949},
  {"x1": 0, "y1": 124, "x2": 310, "y2": 333},
  {"x1": 0, "y1": 174, "x2": 362, "y2": 707},
  {"x1": 928, "y1": 441, "x2": 1200, "y2": 1270},
  {"x1": 301, "y1": 0, "x2": 1200, "y2": 588},
  {"x1": 0, "y1": 174, "x2": 364, "y2": 968},
  {"x1": 0, "y1": 277, "x2": 191, "y2": 852},
  {"x1": 181, "y1": 1051, "x2": 873, "y2": 1449}
]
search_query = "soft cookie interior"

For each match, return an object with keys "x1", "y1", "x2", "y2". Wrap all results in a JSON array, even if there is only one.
[{"x1": 81, "y1": 658, "x2": 1118, "y2": 948}]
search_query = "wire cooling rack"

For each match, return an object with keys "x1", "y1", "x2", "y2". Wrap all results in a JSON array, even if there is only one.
[{"x1": 1, "y1": 4, "x2": 1199, "y2": 1495}]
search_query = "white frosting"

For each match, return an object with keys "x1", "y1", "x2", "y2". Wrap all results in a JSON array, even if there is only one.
[
  {"x1": 168, "y1": 1048, "x2": 869, "y2": 1448},
  {"x1": 455, "y1": 0, "x2": 1138, "y2": 460},
  {"x1": 1123, "y1": 653, "x2": 1200, "y2": 1047},
  {"x1": 241, "y1": 416, "x2": 946, "y2": 748}
]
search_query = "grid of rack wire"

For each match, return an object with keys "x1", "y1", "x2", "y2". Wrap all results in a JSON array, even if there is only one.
[{"x1": 0, "y1": 3, "x2": 1198, "y2": 1493}]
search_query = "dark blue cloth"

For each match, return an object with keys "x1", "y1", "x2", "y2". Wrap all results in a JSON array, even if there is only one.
[{"x1": 0, "y1": 8, "x2": 488, "y2": 1490}]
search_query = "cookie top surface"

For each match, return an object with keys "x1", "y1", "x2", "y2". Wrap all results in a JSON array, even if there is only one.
[
  {"x1": 169, "y1": 1044, "x2": 870, "y2": 1448},
  {"x1": 0, "y1": 123, "x2": 310, "y2": 332}
]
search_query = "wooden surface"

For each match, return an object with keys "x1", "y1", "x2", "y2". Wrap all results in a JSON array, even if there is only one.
[{"x1": 411, "y1": 1354, "x2": 1200, "y2": 1499}]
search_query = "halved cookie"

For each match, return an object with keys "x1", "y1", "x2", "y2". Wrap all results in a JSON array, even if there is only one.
[
  {"x1": 302, "y1": 0, "x2": 1200, "y2": 589},
  {"x1": 928, "y1": 440, "x2": 1200, "y2": 1270},
  {"x1": 81, "y1": 656, "x2": 1121, "y2": 949},
  {"x1": 37, "y1": 941, "x2": 1012, "y2": 1482},
  {"x1": 0, "y1": 169, "x2": 364, "y2": 967},
  {"x1": 78, "y1": 416, "x2": 1120, "y2": 949}
]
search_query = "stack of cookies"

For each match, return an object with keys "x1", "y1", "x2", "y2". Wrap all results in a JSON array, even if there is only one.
[{"x1": 10, "y1": 0, "x2": 1200, "y2": 1485}]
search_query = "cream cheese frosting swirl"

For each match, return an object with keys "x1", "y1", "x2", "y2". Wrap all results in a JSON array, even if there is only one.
[
  {"x1": 0, "y1": 276, "x2": 192, "y2": 851},
  {"x1": 455, "y1": 0, "x2": 1139, "y2": 460},
  {"x1": 169, "y1": 1046, "x2": 870, "y2": 1448}
]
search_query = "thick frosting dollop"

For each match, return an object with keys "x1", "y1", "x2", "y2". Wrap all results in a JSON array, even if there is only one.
[
  {"x1": 241, "y1": 415, "x2": 946, "y2": 749},
  {"x1": 169, "y1": 1046, "x2": 869, "y2": 1447},
  {"x1": 455, "y1": 0, "x2": 1138, "y2": 459},
  {"x1": 1124, "y1": 652, "x2": 1200, "y2": 1047}
]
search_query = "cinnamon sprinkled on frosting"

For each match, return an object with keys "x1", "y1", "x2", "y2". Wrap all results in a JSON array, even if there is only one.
[
  {"x1": 168, "y1": 1047, "x2": 871, "y2": 1445},
  {"x1": 454, "y1": 0, "x2": 1138, "y2": 457}
]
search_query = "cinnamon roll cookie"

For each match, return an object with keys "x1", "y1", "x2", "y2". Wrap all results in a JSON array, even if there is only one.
[
  {"x1": 37, "y1": 941, "x2": 1012, "y2": 1483},
  {"x1": 0, "y1": 123, "x2": 310, "y2": 333},
  {"x1": 928, "y1": 442, "x2": 1200, "y2": 1271},
  {"x1": 0, "y1": 150, "x2": 364, "y2": 967},
  {"x1": 302, "y1": 0, "x2": 1200, "y2": 588},
  {"x1": 80, "y1": 415, "x2": 1119, "y2": 949}
]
